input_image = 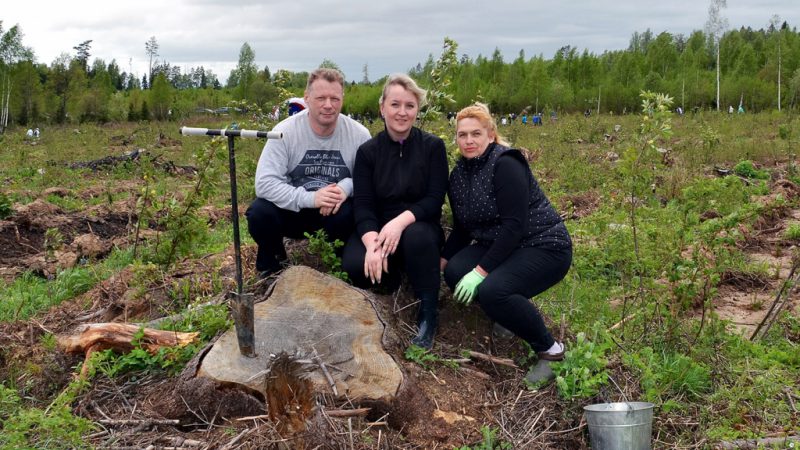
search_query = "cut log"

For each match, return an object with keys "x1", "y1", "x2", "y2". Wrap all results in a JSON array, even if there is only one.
[{"x1": 59, "y1": 323, "x2": 199, "y2": 375}]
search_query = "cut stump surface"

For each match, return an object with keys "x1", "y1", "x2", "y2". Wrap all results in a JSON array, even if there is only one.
[{"x1": 198, "y1": 266, "x2": 402, "y2": 401}]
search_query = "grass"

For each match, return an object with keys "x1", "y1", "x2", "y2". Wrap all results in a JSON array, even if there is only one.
[
  {"x1": 0, "y1": 247, "x2": 134, "y2": 323},
  {"x1": 0, "y1": 108, "x2": 798, "y2": 446}
]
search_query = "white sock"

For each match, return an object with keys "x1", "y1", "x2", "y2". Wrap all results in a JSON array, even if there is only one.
[{"x1": 545, "y1": 341, "x2": 563, "y2": 355}]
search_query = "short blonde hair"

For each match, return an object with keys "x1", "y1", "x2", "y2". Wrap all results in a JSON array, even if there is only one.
[
  {"x1": 456, "y1": 103, "x2": 509, "y2": 146},
  {"x1": 379, "y1": 73, "x2": 427, "y2": 108},
  {"x1": 306, "y1": 68, "x2": 345, "y2": 92}
]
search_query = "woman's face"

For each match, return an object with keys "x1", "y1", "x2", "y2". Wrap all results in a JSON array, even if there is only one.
[
  {"x1": 456, "y1": 117, "x2": 495, "y2": 159},
  {"x1": 380, "y1": 84, "x2": 418, "y2": 140}
]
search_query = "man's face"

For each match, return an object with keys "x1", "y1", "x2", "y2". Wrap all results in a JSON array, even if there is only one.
[{"x1": 304, "y1": 79, "x2": 343, "y2": 132}]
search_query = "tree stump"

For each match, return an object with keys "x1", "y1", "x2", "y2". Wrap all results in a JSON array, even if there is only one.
[{"x1": 198, "y1": 266, "x2": 403, "y2": 401}]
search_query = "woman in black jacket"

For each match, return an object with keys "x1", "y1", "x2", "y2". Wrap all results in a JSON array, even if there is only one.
[
  {"x1": 342, "y1": 74, "x2": 448, "y2": 349},
  {"x1": 441, "y1": 103, "x2": 572, "y2": 383}
]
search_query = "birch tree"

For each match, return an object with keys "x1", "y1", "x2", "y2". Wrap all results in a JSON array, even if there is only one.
[
  {"x1": 704, "y1": 0, "x2": 728, "y2": 111},
  {"x1": 0, "y1": 22, "x2": 30, "y2": 132},
  {"x1": 770, "y1": 15, "x2": 783, "y2": 111},
  {"x1": 145, "y1": 36, "x2": 159, "y2": 90}
]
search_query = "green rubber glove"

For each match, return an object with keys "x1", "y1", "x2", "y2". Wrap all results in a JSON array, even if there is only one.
[{"x1": 454, "y1": 269, "x2": 485, "y2": 305}]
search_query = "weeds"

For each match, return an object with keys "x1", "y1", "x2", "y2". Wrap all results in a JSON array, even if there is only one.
[
  {"x1": 43, "y1": 227, "x2": 64, "y2": 257},
  {"x1": 733, "y1": 160, "x2": 770, "y2": 179},
  {"x1": 454, "y1": 426, "x2": 512, "y2": 450},
  {"x1": 0, "y1": 379, "x2": 94, "y2": 450},
  {"x1": 0, "y1": 192, "x2": 12, "y2": 219},
  {"x1": 623, "y1": 347, "x2": 711, "y2": 412},
  {"x1": 783, "y1": 223, "x2": 800, "y2": 240},
  {"x1": 550, "y1": 331, "x2": 610, "y2": 399},
  {"x1": 0, "y1": 247, "x2": 133, "y2": 322},
  {"x1": 304, "y1": 229, "x2": 348, "y2": 281},
  {"x1": 403, "y1": 345, "x2": 458, "y2": 371}
]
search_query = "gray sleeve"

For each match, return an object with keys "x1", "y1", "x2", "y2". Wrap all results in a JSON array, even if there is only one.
[{"x1": 254, "y1": 136, "x2": 315, "y2": 212}]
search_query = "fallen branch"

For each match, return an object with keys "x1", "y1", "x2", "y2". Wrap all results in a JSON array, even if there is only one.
[
  {"x1": 751, "y1": 256, "x2": 799, "y2": 341},
  {"x1": 716, "y1": 436, "x2": 800, "y2": 449},
  {"x1": 466, "y1": 350, "x2": 518, "y2": 368},
  {"x1": 324, "y1": 407, "x2": 371, "y2": 418},
  {"x1": 459, "y1": 366, "x2": 492, "y2": 380},
  {"x1": 235, "y1": 414, "x2": 270, "y2": 422},
  {"x1": 158, "y1": 437, "x2": 205, "y2": 447},
  {"x1": 312, "y1": 347, "x2": 338, "y2": 396},
  {"x1": 98, "y1": 419, "x2": 180, "y2": 426},
  {"x1": 59, "y1": 323, "x2": 199, "y2": 376},
  {"x1": 608, "y1": 313, "x2": 637, "y2": 331}
]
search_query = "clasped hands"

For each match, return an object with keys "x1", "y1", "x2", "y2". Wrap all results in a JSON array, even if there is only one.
[
  {"x1": 314, "y1": 184, "x2": 345, "y2": 216},
  {"x1": 363, "y1": 216, "x2": 408, "y2": 284}
]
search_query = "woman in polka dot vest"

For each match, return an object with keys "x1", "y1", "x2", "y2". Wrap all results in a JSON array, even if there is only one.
[{"x1": 441, "y1": 103, "x2": 573, "y2": 385}]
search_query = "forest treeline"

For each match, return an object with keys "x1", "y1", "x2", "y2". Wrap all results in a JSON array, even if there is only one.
[{"x1": 1, "y1": 21, "x2": 800, "y2": 129}]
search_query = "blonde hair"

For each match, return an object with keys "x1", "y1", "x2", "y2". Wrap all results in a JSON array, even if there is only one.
[
  {"x1": 379, "y1": 73, "x2": 427, "y2": 108},
  {"x1": 455, "y1": 103, "x2": 509, "y2": 146},
  {"x1": 306, "y1": 68, "x2": 345, "y2": 91}
]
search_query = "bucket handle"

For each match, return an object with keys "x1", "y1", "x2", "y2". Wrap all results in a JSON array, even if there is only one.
[{"x1": 607, "y1": 374, "x2": 635, "y2": 414}]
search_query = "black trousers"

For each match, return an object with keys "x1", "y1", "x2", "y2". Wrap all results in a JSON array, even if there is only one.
[
  {"x1": 245, "y1": 198, "x2": 354, "y2": 272},
  {"x1": 443, "y1": 245, "x2": 572, "y2": 352},
  {"x1": 342, "y1": 222, "x2": 443, "y2": 299}
]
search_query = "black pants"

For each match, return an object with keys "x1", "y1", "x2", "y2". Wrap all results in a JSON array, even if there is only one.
[
  {"x1": 245, "y1": 198, "x2": 354, "y2": 272},
  {"x1": 443, "y1": 245, "x2": 572, "y2": 352},
  {"x1": 342, "y1": 222, "x2": 443, "y2": 299}
]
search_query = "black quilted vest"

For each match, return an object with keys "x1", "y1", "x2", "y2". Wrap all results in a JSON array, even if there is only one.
[{"x1": 448, "y1": 143, "x2": 571, "y2": 250}]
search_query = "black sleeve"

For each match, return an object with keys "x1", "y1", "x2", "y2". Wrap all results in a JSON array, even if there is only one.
[
  {"x1": 441, "y1": 196, "x2": 472, "y2": 260},
  {"x1": 407, "y1": 137, "x2": 449, "y2": 222},
  {"x1": 477, "y1": 155, "x2": 528, "y2": 272},
  {"x1": 353, "y1": 143, "x2": 380, "y2": 236}
]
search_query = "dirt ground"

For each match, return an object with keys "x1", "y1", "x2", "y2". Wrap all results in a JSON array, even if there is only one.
[
  {"x1": 0, "y1": 188, "x2": 589, "y2": 448},
  {"x1": 0, "y1": 170, "x2": 798, "y2": 448}
]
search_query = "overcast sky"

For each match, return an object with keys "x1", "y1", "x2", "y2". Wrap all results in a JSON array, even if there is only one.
[{"x1": 3, "y1": 1, "x2": 798, "y2": 84}]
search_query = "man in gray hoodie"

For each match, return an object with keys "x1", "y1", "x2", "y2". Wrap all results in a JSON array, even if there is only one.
[{"x1": 246, "y1": 68, "x2": 371, "y2": 277}]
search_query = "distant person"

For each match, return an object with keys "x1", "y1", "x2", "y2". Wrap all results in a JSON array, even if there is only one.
[
  {"x1": 728, "y1": 105, "x2": 734, "y2": 115},
  {"x1": 738, "y1": 105, "x2": 745, "y2": 114},
  {"x1": 532, "y1": 113, "x2": 542, "y2": 126},
  {"x1": 287, "y1": 97, "x2": 307, "y2": 116},
  {"x1": 33, "y1": 128, "x2": 40, "y2": 138},
  {"x1": 550, "y1": 110, "x2": 557, "y2": 122},
  {"x1": 501, "y1": 116, "x2": 508, "y2": 126},
  {"x1": 342, "y1": 74, "x2": 448, "y2": 349},
  {"x1": 676, "y1": 106, "x2": 683, "y2": 116},
  {"x1": 441, "y1": 103, "x2": 572, "y2": 385},
  {"x1": 246, "y1": 68, "x2": 371, "y2": 278},
  {"x1": 584, "y1": 109, "x2": 591, "y2": 118},
  {"x1": 521, "y1": 114, "x2": 528, "y2": 125},
  {"x1": 26, "y1": 129, "x2": 33, "y2": 139}
]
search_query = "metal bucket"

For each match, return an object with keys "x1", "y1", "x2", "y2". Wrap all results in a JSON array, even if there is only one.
[{"x1": 584, "y1": 402, "x2": 654, "y2": 450}]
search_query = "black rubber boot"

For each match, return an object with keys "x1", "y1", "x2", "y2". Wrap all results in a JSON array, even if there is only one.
[{"x1": 411, "y1": 295, "x2": 438, "y2": 349}]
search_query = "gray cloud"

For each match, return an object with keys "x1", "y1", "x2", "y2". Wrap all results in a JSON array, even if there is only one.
[{"x1": 3, "y1": 0, "x2": 798, "y2": 82}]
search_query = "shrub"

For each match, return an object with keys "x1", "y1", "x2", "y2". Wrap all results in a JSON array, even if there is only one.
[
  {"x1": 732, "y1": 160, "x2": 769, "y2": 180},
  {"x1": 0, "y1": 192, "x2": 12, "y2": 219},
  {"x1": 550, "y1": 331, "x2": 610, "y2": 398}
]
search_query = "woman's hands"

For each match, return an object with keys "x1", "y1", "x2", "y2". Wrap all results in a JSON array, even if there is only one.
[
  {"x1": 362, "y1": 211, "x2": 416, "y2": 284},
  {"x1": 362, "y1": 231, "x2": 386, "y2": 284},
  {"x1": 376, "y1": 211, "x2": 415, "y2": 258}
]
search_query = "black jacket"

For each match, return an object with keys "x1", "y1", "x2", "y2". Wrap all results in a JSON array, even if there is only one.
[
  {"x1": 353, "y1": 127, "x2": 449, "y2": 236},
  {"x1": 443, "y1": 143, "x2": 571, "y2": 272}
]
